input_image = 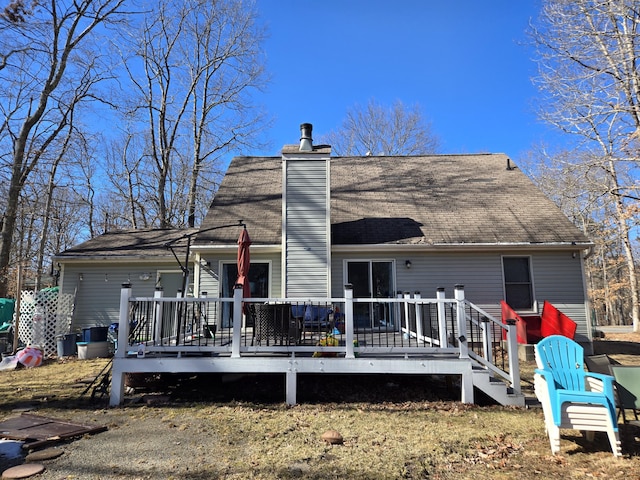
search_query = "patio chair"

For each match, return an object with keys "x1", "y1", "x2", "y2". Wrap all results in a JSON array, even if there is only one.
[
  {"x1": 609, "y1": 365, "x2": 640, "y2": 427},
  {"x1": 254, "y1": 303, "x2": 297, "y2": 345},
  {"x1": 584, "y1": 354, "x2": 620, "y2": 376},
  {"x1": 534, "y1": 335, "x2": 621, "y2": 456},
  {"x1": 292, "y1": 305, "x2": 331, "y2": 332}
]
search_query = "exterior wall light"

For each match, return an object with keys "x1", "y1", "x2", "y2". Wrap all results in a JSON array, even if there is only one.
[{"x1": 405, "y1": 260, "x2": 412, "y2": 269}]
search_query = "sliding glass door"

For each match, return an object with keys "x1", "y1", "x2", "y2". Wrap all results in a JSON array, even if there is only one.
[{"x1": 346, "y1": 260, "x2": 395, "y2": 329}]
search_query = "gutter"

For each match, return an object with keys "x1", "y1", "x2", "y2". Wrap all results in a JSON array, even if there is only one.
[
  {"x1": 52, "y1": 255, "x2": 180, "y2": 264},
  {"x1": 332, "y1": 242, "x2": 594, "y2": 253},
  {"x1": 55, "y1": 242, "x2": 593, "y2": 260},
  {"x1": 192, "y1": 244, "x2": 282, "y2": 254}
]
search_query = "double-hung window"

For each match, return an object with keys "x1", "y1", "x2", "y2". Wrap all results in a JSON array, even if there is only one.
[{"x1": 502, "y1": 256, "x2": 534, "y2": 310}]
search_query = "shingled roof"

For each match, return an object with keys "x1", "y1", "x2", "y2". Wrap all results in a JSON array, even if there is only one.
[
  {"x1": 195, "y1": 153, "x2": 590, "y2": 247},
  {"x1": 56, "y1": 228, "x2": 198, "y2": 259}
]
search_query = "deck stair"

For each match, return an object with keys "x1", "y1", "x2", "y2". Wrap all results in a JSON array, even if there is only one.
[{"x1": 471, "y1": 364, "x2": 525, "y2": 406}]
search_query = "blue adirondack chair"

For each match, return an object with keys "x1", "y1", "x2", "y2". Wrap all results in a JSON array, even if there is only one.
[{"x1": 534, "y1": 335, "x2": 621, "y2": 456}]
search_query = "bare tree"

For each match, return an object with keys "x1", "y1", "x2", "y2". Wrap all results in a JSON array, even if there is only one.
[
  {"x1": 100, "y1": 132, "x2": 150, "y2": 230},
  {"x1": 75, "y1": 142, "x2": 100, "y2": 238},
  {"x1": 531, "y1": 0, "x2": 640, "y2": 331},
  {"x1": 0, "y1": 0, "x2": 129, "y2": 297},
  {"x1": 521, "y1": 146, "x2": 635, "y2": 327},
  {"x1": 120, "y1": 0, "x2": 269, "y2": 229},
  {"x1": 34, "y1": 109, "x2": 76, "y2": 291},
  {"x1": 321, "y1": 99, "x2": 440, "y2": 156}
]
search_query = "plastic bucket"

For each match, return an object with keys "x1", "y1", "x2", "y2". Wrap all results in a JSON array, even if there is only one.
[{"x1": 77, "y1": 341, "x2": 109, "y2": 359}]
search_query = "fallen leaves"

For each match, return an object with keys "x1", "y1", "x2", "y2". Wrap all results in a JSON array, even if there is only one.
[{"x1": 466, "y1": 434, "x2": 525, "y2": 468}]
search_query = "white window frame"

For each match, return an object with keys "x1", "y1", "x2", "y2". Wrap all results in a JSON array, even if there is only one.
[
  {"x1": 342, "y1": 258, "x2": 397, "y2": 298},
  {"x1": 501, "y1": 255, "x2": 537, "y2": 313},
  {"x1": 218, "y1": 260, "x2": 272, "y2": 299}
]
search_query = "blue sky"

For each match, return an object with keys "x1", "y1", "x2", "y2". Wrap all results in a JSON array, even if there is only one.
[{"x1": 255, "y1": 0, "x2": 553, "y2": 159}]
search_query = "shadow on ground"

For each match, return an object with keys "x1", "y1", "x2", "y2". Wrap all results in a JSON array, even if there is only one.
[
  {"x1": 593, "y1": 340, "x2": 640, "y2": 355},
  {"x1": 121, "y1": 372, "x2": 462, "y2": 405}
]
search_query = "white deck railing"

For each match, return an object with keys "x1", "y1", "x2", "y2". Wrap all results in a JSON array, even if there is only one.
[{"x1": 114, "y1": 283, "x2": 520, "y2": 395}]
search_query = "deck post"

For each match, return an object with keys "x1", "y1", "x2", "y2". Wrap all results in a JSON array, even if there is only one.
[
  {"x1": 153, "y1": 287, "x2": 163, "y2": 345},
  {"x1": 198, "y1": 291, "x2": 207, "y2": 336},
  {"x1": 454, "y1": 285, "x2": 469, "y2": 359},
  {"x1": 344, "y1": 284, "x2": 355, "y2": 358},
  {"x1": 506, "y1": 320, "x2": 521, "y2": 395},
  {"x1": 461, "y1": 364, "x2": 474, "y2": 404},
  {"x1": 396, "y1": 291, "x2": 403, "y2": 333},
  {"x1": 481, "y1": 316, "x2": 492, "y2": 364},
  {"x1": 403, "y1": 292, "x2": 411, "y2": 337},
  {"x1": 436, "y1": 287, "x2": 448, "y2": 347},
  {"x1": 286, "y1": 370, "x2": 297, "y2": 405},
  {"x1": 174, "y1": 289, "x2": 183, "y2": 343},
  {"x1": 231, "y1": 285, "x2": 242, "y2": 358},
  {"x1": 414, "y1": 292, "x2": 423, "y2": 343},
  {"x1": 110, "y1": 283, "x2": 132, "y2": 406}
]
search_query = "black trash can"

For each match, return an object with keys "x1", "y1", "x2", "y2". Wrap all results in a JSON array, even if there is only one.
[
  {"x1": 57, "y1": 333, "x2": 79, "y2": 357},
  {"x1": 82, "y1": 326, "x2": 108, "y2": 342}
]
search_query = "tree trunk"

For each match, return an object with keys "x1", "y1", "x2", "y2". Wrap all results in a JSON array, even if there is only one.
[
  {"x1": 614, "y1": 196, "x2": 640, "y2": 330},
  {"x1": 0, "y1": 162, "x2": 26, "y2": 297}
]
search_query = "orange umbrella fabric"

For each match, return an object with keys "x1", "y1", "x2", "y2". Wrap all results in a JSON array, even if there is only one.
[{"x1": 236, "y1": 228, "x2": 251, "y2": 313}]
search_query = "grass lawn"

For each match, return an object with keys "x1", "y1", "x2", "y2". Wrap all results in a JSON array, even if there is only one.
[{"x1": 0, "y1": 332, "x2": 639, "y2": 479}]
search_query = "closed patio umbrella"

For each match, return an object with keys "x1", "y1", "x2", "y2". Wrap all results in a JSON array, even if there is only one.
[{"x1": 236, "y1": 227, "x2": 251, "y2": 313}]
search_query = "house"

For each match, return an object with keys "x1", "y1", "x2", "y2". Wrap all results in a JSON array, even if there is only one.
[
  {"x1": 53, "y1": 123, "x2": 593, "y2": 407},
  {"x1": 55, "y1": 125, "x2": 592, "y2": 342},
  {"x1": 191, "y1": 123, "x2": 593, "y2": 346}
]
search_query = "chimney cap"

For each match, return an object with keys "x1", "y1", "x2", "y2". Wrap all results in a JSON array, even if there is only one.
[
  {"x1": 281, "y1": 123, "x2": 331, "y2": 154},
  {"x1": 300, "y1": 123, "x2": 313, "y2": 151}
]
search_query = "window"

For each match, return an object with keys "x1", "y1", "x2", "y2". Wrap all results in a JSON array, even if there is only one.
[
  {"x1": 220, "y1": 262, "x2": 270, "y2": 327},
  {"x1": 221, "y1": 262, "x2": 269, "y2": 299},
  {"x1": 502, "y1": 257, "x2": 534, "y2": 310}
]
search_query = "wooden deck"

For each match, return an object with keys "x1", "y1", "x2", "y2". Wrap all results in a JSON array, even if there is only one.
[{"x1": 109, "y1": 285, "x2": 524, "y2": 407}]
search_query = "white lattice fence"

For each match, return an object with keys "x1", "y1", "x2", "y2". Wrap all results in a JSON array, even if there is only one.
[{"x1": 17, "y1": 288, "x2": 75, "y2": 357}]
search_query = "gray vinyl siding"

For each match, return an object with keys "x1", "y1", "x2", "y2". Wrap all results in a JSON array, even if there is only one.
[
  {"x1": 284, "y1": 160, "x2": 329, "y2": 297},
  {"x1": 531, "y1": 254, "x2": 585, "y2": 302},
  {"x1": 198, "y1": 254, "x2": 231, "y2": 298},
  {"x1": 59, "y1": 263, "x2": 174, "y2": 330},
  {"x1": 331, "y1": 252, "x2": 505, "y2": 302},
  {"x1": 59, "y1": 253, "x2": 283, "y2": 331},
  {"x1": 530, "y1": 253, "x2": 590, "y2": 341},
  {"x1": 331, "y1": 250, "x2": 588, "y2": 340},
  {"x1": 59, "y1": 250, "x2": 588, "y2": 341}
]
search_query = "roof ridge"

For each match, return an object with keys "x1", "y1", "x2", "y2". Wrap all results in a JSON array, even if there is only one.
[{"x1": 330, "y1": 152, "x2": 506, "y2": 159}]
